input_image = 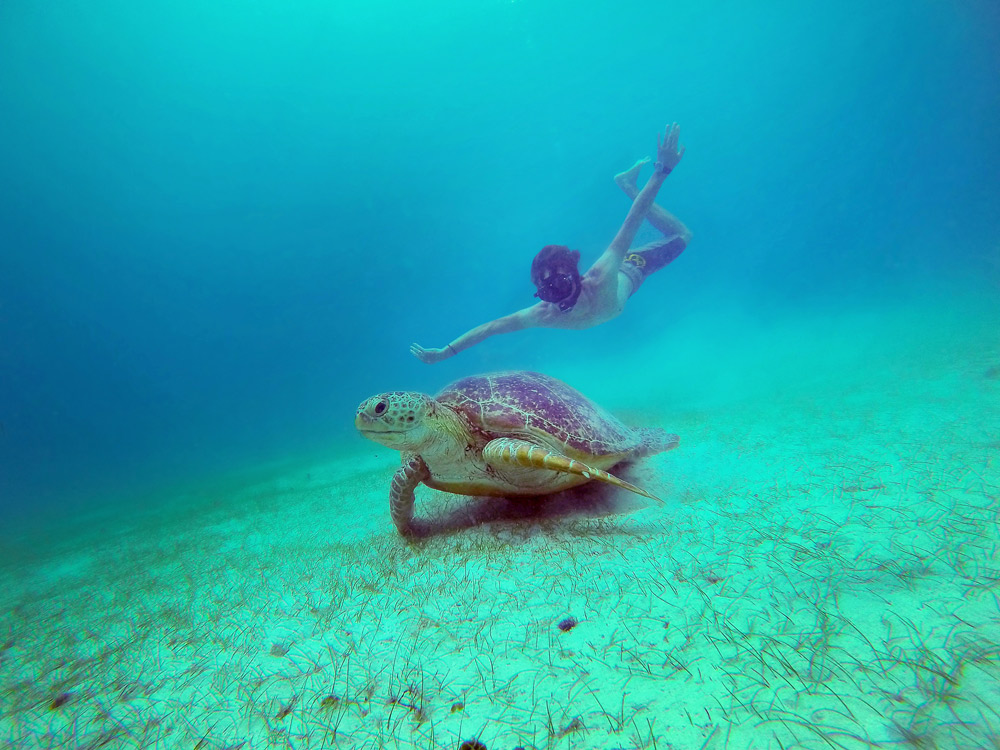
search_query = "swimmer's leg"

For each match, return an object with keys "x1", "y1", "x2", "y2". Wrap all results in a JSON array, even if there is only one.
[
  {"x1": 614, "y1": 158, "x2": 650, "y2": 195},
  {"x1": 614, "y1": 159, "x2": 691, "y2": 243},
  {"x1": 622, "y1": 236, "x2": 688, "y2": 295}
]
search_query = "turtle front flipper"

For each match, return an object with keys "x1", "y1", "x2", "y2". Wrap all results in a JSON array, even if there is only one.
[
  {"x1": 390, "y1": 455, "x2": 430, "y2": 535},
  {"x1": 483, "y1": 438, "x2": 662, "y2": 504}
]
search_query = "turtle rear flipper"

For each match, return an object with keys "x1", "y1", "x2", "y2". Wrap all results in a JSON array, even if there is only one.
[{"x1": 483, "y1": 438, "x2": 662, "y2": 504}]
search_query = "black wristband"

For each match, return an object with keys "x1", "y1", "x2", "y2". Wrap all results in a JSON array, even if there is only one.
[
  {"x1": 446, "y1": 344, "x2": 457, "y2": 355},
  {"x1": 654, "y1": 161, "x2": 672, "y2": 175}
]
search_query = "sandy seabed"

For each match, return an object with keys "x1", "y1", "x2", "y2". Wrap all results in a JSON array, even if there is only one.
[{"x1": 2, "y1": 291, "x2": 999, "y2": 750}]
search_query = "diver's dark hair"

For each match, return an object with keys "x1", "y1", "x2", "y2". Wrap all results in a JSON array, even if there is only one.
[{"x1": 531, "y1": 245, "x2": 581, "y2": 286}]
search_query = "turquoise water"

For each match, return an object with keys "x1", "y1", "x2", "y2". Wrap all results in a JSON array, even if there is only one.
[
  {"x1": 1, "y1": 2, "x2": 998, "y2": 523},
  {"x1": 2, "y1": 3, "x2": 1000, "y2": 747}
]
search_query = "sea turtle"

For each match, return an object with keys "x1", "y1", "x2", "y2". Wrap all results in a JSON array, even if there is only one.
[{"x1": 355, "y1": 370, "x2": 679, "y2": 535}]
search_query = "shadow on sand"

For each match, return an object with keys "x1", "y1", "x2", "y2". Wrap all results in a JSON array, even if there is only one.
[{"x1": 405, "y1": 462, "x2": 669, "y2": 540}]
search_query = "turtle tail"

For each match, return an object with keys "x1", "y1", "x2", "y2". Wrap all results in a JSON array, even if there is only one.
[{"x1": 633, "y1": 428, "x2": 680, "y2": 457}]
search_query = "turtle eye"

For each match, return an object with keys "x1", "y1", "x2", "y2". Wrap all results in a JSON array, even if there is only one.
[{"x1": 373, "y1": 400, "x2": 388, "y2": 415}]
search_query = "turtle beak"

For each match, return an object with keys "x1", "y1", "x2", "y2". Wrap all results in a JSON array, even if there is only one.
[
  {"x1": 355, "y1": 395, "x2": 412, "y2": 443},
  {"x1": 355, "y1": 392, "x2": 431, "y2": 450}
]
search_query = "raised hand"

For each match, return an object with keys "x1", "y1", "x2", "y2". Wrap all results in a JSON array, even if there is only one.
[
  {"x1": 410, "y1": 343, "x2": 449, "y2": 364},
  {"x1": 654, "y1": 122, "x2": 685, "y2": 175}
]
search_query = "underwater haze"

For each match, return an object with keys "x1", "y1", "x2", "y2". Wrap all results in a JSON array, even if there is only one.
[
  {"x1": 5, "y1": 2, "x2": 1000, "y2": 749},
  {"x1": 1, "y1": 1, "x2": 998, "y2": 512}
]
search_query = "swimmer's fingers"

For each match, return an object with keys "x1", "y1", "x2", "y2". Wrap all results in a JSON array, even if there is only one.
[
  {"x1": 656, "y1": 123, "x2": 685, "y2": 169},
  {"x1": 411, "y1": 343, "x2": 442, "y2": 364},
  {"x1": 664, "y1": 122, "x2": 680, "y2": 151},
  {"x1": 656, "y1": 126, "x2": 669, "y2": 156},
  {"x1": 657, "y1": 124, "x2": 670, "y2": 150}
]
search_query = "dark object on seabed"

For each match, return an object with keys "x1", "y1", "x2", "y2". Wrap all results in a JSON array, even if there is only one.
[
  {"x1": 270, "y1": 641, "x2": 291, "y2": 656},
  {"x1": 50, "y1": 692, "x2": 72, "y2": 709},
  {"x1": 458, "y1": 740, "x2": 487, "y2": 750},
  {"x1": 557, "y1": 616, "x2": 578, "y2": 632}
]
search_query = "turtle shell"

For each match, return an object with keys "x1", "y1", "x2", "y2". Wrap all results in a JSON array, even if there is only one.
[{"x1": 436, "y1": 371, "x2": 641, "y2": 458}]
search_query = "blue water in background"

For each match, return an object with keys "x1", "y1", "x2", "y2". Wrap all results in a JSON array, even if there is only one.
[{"x1": 1, "y1": 0, "x2": 998, "y2": 516}]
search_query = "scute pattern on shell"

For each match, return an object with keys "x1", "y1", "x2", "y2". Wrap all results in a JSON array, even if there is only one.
[{"x1": 436, "y1": 371, "x2": 640, "y2": 457}]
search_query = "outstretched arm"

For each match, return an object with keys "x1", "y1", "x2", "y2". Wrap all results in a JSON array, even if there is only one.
[
  {"x1": 591, "y1": 124, "x2": 685, "y2": 277},
  {"x1": 410, "y1": 306, "x2": 541, "y2": 364}
]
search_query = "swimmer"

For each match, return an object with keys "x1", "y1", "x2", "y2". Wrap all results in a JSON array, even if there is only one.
[{"x1": 411, "y1": 123, "x2": 691, "y2": 364}]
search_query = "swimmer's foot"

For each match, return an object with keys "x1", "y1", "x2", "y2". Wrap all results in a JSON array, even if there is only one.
[{"x1": 614, "y1": 157, "x2": 651, "y2": 196}]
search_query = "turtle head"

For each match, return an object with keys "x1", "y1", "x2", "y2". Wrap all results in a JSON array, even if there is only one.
[{"x1": 355, "y1": 391, "x2": 439, "y2": 450}]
